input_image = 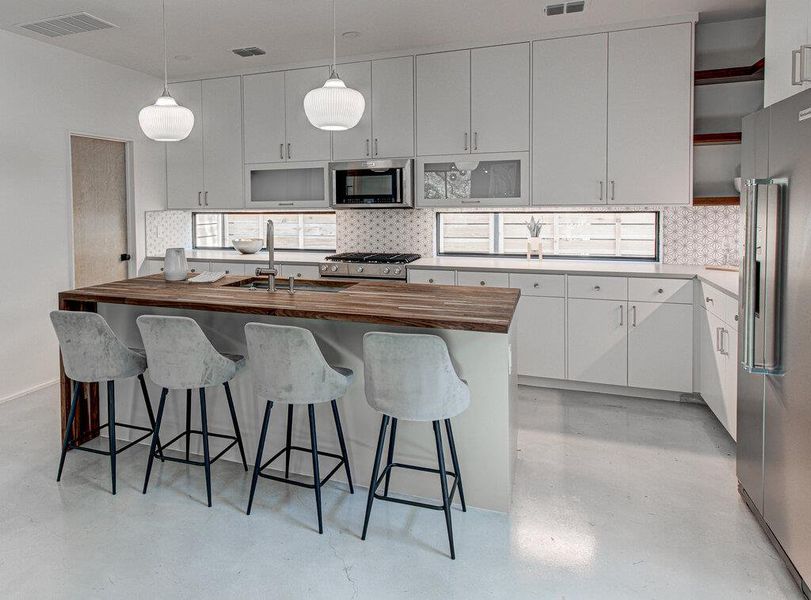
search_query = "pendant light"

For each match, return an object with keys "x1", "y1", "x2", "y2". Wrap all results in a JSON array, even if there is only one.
[
  {"x1": 138, "y1": 0, "x2": 194, "y2": 141},
  {"x1": 303, "y1": 0, "x2": 365, "y2": 131}
]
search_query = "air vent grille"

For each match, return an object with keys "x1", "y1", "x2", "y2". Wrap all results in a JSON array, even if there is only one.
[
  {"x1": 18, "y1": 12, "x2": 117, "y2": 37},
  {"x1": 545, "y1": 1, "x2": 587, "y2": 15},
  {"x1": 232, "y1": 47, "x2": 267, "y2": 57}
]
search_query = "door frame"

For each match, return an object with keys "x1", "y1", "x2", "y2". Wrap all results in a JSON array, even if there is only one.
[{"x1": 65, "y1": 131, "x2": 136, "y2": 287}]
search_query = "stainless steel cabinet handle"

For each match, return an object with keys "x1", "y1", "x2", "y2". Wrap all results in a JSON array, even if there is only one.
[
  {"x1": 533, "y1": 282, "x2": 540, "y2": 288},
  {"x1": 609, "y1": 180, "x2": 615, "y2": 201},
  {"x1": 599, "y1": 181, "x2": 604, "y2": 202},
  {"x1": 204, "y1": 191, "x2": 208, "y2": 206},
  {"x1": 793, "y1": 49, "x2": 803, "y2": 86},
  {"x1": 280, "y1": 143, "x2": 285, "y2": 160},
  {"x1": 278, "y1": 202, "x2": 294, "y2": 206},
  {"x1": 593, "y1": 285, "x2": 601, "y2": 292},
  {"x1": 632, "y1": 305, "x2": 637, "y2": 327},
  {"x1": 287, "y1": 143, "x2": 291, "y2": 159},
  {"x1": 460, "y1": 200, "x2": 481, "y2": 204},
  {"x1": 480, "y1": 281, "x2": 486, "y2": 286},
  {"x1": 197, "y1": 191, "x2": 202, "y2": 206},
  {"x1": 716, "y1": 327, "x2": 723, "y2": 352},
  {"x1": 705, "y1": 296, "x2": 713, "y2": 305},
  {"x1": 473, "y1": 131, "x2": 478, "y2": 150},
  {"x1": 464, "y1": 132, "x2": 468, "y2": 151},
  {"x1": 374, "y1": 138, "x2": 379, "y2": 156},
  {"x1": 658, "y1": 288, "x2": 664, "y2": 294},
  {"x1": 366, "y1": 139, "x2": 370, "y2": 156},
  {"x1": 619, "y1": 304, "x2": 624, "y2": 326}
]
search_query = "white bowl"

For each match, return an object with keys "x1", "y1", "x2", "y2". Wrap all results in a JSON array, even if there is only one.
[{"x1": 232, "y1": 238, "x2": 264, "y2": 254}]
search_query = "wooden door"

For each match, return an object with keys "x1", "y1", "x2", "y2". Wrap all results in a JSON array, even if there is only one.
[
  {"x1": 567, "y1": 298, "x2": 628, "y2": 386},
  {"x1": 70, "y1": 136, "x2": 129, "y2": 287},
  {"x1": 202, "y1": 77, "x2": 244, "y2": 208},
  {"x1": 533, "y1": 34, "x2": 608, "y2": 205},
  {"x1": 332, "y1": 61, "x2": 373, "y2": 160},
  {"x1": 243, "y1": 71, "x2": 287, "y2": 164},
  {"x1": 166, "y1": 80, "x2": 204, "y2": 208},
  {"x1": 371, "y1": 56, "x2": 415, "y2": 158},
  {"x1": 471, "y1": 43, "x2": 530, "y2": 153},
  {"x1": 628, "y1": 301, "x2": 693, "y2": 392},
  {"x1": 416, "y1": 50, "x2": 470, "y2": 156},
  {"x1": 284, "y1": 66, "x2": 332, "y2": 162}
]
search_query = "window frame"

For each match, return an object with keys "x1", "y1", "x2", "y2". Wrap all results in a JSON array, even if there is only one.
[
  {"x1": 191, "y1": 211, "x2": 337, "y2": 252},
  {"x1": 436, "y1": 210, "x2": 660, "y2": 262}
]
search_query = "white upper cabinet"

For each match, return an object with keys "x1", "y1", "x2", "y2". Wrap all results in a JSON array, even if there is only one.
[
  {"x1": 765, "y1": 0, "x2": 811, "y2": 105},
  {"x1": 243, "y1": 71, "x2": 286, "y2": 164},
  {"x1": 371, "y1": 56, "x2": 415, "y2": 158},
  {"x1": 332, "y1": 61, "x2": 373, "y2": 160},
  {"x1": 284, "y1": 66, "x2": 332, "y2": 162},
  {"x1": 201, "y1": 77, "x2": 244, "y2": 208},
  {"x1": 533, "y1": 34, "x2": 608, "y2": 205},
  {"x1": 607, "y1": 23, "x2": 692, "y2": 205},
  {"x1": 166, "y1": 81, "x2": 204, "y2": 209},
  {"x1": 470, "y1": 43, "x2": 530, "y2": 153},
  {"x1": 167, "y1": 77, "x2": 242, "y2": 209},
  {"x1": 417, "y1": 50, "x2": 471, "y2": 156}
]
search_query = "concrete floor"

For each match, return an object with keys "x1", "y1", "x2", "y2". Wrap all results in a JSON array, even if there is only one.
[{"x1": 0, "y1": 385, "x2": 803, "y2": 599}]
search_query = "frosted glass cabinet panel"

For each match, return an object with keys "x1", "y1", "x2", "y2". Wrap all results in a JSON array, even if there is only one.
[
  {"x1": 245, "y1": 162, "x2": 329, "y2": 209},
  {"x1": 416, "y1": 152, "x2": 529, "y2": 207}
]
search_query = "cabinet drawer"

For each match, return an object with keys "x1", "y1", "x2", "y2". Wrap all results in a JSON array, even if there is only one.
[
  {"x1": 456, "y1": 270, "x2": 510, "y2": 288},
  {"x1": 408, "y1": 269, "x2": 456, "y2": 285},
  {"x1": 700, "y1": 281, "x2": 739, "y2": 330},
  {"x1": 628, "y1": 277, "x2": 692, "y2": 304},
  {"x1": 567, "y1": 275, "x2": 627, "y2": 300},
  {"x1": 508, "y1": 273, "x2": 565, "y2": 297},
  {"x1": 280, "y1": 264, "x2": 321, "y2": 280},
  {"x1": 187, "y1": 260, "x2": 211, "y2": 273},
  {"x1": 213, "y1": 262, "x2": 248, "y2": 275}
]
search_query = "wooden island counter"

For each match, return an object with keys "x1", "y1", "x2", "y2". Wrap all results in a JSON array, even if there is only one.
[{"x1": 58, "y1": 274, "x2": 520, "y2": 511}]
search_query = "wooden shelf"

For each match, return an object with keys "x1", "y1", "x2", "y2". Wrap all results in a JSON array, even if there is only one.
[
  {"x1": 693, "y1": 196, "x2": 740, "y2": 206},
  {"x1": 694, "y1": 132, "x2": 742, "y2": 146},
  {"x1": 695, "y1": 58, "x2": 765, "y2": 86}
]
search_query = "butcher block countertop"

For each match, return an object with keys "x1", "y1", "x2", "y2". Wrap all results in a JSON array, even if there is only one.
[{"x1": 58, "y1": 274, "x2": 520, "y2": 334}]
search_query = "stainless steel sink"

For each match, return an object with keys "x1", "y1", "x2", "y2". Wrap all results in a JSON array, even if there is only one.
[{"x1": 227, "y1": 277, "x2": 354, "y2": 293}]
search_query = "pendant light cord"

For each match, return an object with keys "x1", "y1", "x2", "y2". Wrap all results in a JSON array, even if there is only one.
[
  {"x1": 162, "y1": 0, "x2": 169, "y2": 94},
  {"x1": 331, "y1": 0, "x2": 337, "y2": 77}
]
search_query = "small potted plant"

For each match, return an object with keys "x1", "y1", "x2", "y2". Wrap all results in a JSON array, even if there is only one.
[{"x1": 526, "y1": 216, "x2": 543, "y2": 261}]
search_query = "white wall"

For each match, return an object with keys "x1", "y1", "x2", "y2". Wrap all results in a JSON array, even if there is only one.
[{"x1": 0, "y1": 29, "x2": 166, "y2": 401}]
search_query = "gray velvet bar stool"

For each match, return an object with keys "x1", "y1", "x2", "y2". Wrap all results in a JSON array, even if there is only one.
[
  {"x1": 361, "y1": 332, "x2": 470, "y2": 559},
  {"x1": 244, "y1": 322, "x2": 354, "y2": 534},
  {"x1": 137, "y1": 315, "x2": 248, "y2": 507},
  {"x1": 50, "y1": 310, "x2": 163, "y2": 495}
]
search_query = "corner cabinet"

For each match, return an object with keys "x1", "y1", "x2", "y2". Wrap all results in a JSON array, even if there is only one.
[
  {"x1": 166, "y1": 77, "x2": 244, "y2": 209},
  {"x1": 764, "y1": 0, "x2": 811, "y2": 106}
]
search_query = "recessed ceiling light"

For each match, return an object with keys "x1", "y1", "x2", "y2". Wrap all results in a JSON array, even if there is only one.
[
  {"x1": 342, "y1": 31, "x2": 361, "y2": 39},
  {"x1": 174, "y1": 54, "x2": 191, "y2": 61}
]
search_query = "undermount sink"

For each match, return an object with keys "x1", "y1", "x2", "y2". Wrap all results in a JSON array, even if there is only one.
[{"x1": 226, "y1": 277, "x2": 355, "y2": 293}]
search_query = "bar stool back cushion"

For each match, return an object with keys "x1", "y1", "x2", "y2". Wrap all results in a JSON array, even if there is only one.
[
  {"x1": 50, "y1": 310, "x2": 146, "y2": 383},
  {"x1": 136, "y1": 315, "x2": 241, "y2": 389},
  {"x1": 363, "y1": 332, "x2": 470, "y2": 422},
  {"x1": 244, "y1": 322, "x2": 353, "y2": 405}
]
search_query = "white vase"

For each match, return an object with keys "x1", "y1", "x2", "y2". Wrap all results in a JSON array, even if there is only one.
[
  {"x1": 164, "y1": 248, "x2": 189, "y2": 281},
  {"x1": 526, "y1": 236, "x2": 543, "y2": 260}
]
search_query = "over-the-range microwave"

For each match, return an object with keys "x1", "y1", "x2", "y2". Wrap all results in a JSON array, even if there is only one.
[{"x1": 329, "y1": 159, "x2": 413, "y2": 209}]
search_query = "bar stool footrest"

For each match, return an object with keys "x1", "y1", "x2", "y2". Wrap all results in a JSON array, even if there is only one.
[
  {"x1": 68, "y1": 422, "x2": 155, "y2": 457},
  {"x1": 257, "y1": 444, "x2": 345, "y2": 489},
  {"x1": 372, "y1": 462, "x2": 459, "y2": 510},
  {"x1": 154, "y1": 428, "x2": 238, "y2": 466}
]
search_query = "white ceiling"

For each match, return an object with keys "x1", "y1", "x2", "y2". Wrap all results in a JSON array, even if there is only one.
[{"x1": 0, "y1": 0, "x2": 764, "y2": 80}]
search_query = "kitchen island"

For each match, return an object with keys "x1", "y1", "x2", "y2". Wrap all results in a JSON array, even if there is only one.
[{"x1": 58, "y1": 274, "x2": 520, "y2": 511}]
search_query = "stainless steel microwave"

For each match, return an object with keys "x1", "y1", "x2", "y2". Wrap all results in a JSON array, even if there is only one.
[{"x1": 329, "y1": 159, "x2": 413, "y2": 209}]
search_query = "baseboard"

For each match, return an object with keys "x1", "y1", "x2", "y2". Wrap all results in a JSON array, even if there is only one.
[
  {"x1": 0, "y1": 379, "x2": 59, "y2": 405},
  {"x1": 518, "y1": 375, "x2": 702, "y2": 404}
]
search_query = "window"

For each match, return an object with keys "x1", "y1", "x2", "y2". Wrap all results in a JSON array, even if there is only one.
[
  {"x1": 193, "y1": 212, "x2": 336, "y2": 251},
  {"x1": 437, "y1": 211, "x2": 659, "y2": 260}
]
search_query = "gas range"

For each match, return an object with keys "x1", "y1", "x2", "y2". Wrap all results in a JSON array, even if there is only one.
[{"x1": 319, "y1": 252, "x2": 421, "y2": 280}]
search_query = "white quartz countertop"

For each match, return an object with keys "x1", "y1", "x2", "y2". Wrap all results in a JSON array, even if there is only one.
[{"x1": 147, "y1": 249, "x2": 331, "y2": 265}]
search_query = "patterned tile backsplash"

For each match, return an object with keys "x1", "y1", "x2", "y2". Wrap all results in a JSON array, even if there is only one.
[{"x1": 145, "y1": 204, "x2": 742, "y2": 266}]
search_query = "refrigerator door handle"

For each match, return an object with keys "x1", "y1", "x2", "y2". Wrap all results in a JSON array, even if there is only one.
[{"x1": 742, "y1": 177, "x2": 788, "y2": 375}]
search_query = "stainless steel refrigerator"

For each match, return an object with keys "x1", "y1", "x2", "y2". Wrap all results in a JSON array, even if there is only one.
[{"x1": 737, "y1": 87, "x2": 811, "y2": 597}]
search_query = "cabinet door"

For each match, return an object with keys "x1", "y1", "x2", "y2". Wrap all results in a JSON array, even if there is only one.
[
  {"x1": 533, "y1": 34, "x2": 607, "y2": 205},
  {"x1": 764, "y1": 0, "x2": 810, "y2": 105},
  {"x1": 567, "y1": 298, "x2": 628, "y2": 386},
  {"x1": 166, "y1": 81, "x2": 204, "y2": 208},
  {"x1": 243, "y1": 71, "x2": 286, "y2": 164},
  {"x1": 699, "y1": 309, "x2": 729, "y2": 432},
  {"x1": 723, "y1": 327, "x2": 738, "y2": 439},
  {"x1": 332, "y1": 61, "x2": 373, "y2": 160},
  {"x1": 471, "y1": 43, "x2": 530, "y2": 153},
  {"x1": 285, "y1": 67, "x2": 332, "y2": 162},
  {"x1": 372, "y1": 56, "x2": 415, "y2": 158},
  {"x1": 516, "y1": 296, "x2": 565, "y2": 380},
  {"x1": 628, "y1": 302, "x2": 693, "y2": 392},
  {"x1": 202, "y1": 77, "x2": 244, "y2": 209},
  {"x1": 407, "y1": 268, "x2": 455, "y2": 285},
  {"x1": 607, "y1": 23, "x2": 692, "y2": 205},
  {"x1": 416, "y1": 50, "x2": 471, "y2": 156}
]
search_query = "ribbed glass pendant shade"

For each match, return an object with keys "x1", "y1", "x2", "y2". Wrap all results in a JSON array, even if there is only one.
[
  {"x1": 304, "y1": 75, "x2": 365, "y2": 131},
  {"x1": 139, "y1": 94, "x2": 195, "y2": 142}
]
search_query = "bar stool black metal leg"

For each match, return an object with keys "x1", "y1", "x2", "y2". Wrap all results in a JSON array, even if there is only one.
[
  {"x1": 143, "y1": 388, "x2": 168, "y2": 494},
  {"x1": 361, "y1": 415, "x2": 389, "y2": 541},
  {"x1": 185, "y1": 389, "x2": 192, "y2": 462},
  {"x1": 284, "y1": 404, "x2": 294, "y2": 478},
  {"x1": 107, "y1": 381, "x2": 117, "y2": 495},
  {"x1": 444, "y1": 419, "x2": 466, "y2": 512},
  {"x1": 383, "y1": 417, "x2": 398, "y2": 496},
  {"x1": 224, "y1": 382, "x2": 248, "y2": 471},
  {"x1": 138, "y1": 374, "x2": 164, "y2": 462},
  {"x1": 308, "y1": 404, "x2": 323, "y2": 534},
  {"x1": 57, "y1": 381, "x2": 81, "y2": 482},
  {"x1": 433, "y1": 420, "x2": 455, "y2": 560},
  {"x1": 247, "y1": 400, "x2": 273, "y2": 516},
  {"x1": 331, "y1": 399, "x2": 354, "y2": 494},
  {"x1": 199, "y1": 388, "x2": 212, "y2": 507}
]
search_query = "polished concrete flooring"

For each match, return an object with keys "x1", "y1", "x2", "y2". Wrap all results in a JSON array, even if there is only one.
[{"x1": 0, "y1": 385, "x2": 803, "y2": 599}]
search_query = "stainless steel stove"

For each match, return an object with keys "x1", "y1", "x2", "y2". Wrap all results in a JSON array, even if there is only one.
[{"x1": 319, "y1": 252, "x2": 421, "y2": 280}]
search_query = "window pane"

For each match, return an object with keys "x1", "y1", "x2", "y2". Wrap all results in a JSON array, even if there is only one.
[{"x1": 193, "y1": 212, "x2": 336, "y2": 251}]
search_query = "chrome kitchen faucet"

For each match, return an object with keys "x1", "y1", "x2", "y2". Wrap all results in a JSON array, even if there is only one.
[{"x1": 255, "y1": 219, "x2": 277, "y2": 292}]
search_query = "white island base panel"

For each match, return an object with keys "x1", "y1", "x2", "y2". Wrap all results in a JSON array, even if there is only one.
[{"x1": 98, "y1": 304, "x2": 518, "y2": 513}]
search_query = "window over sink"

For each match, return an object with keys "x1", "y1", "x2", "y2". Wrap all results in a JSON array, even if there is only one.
[
  {"x1": 193, "y1": 212, "x2": 336, "y2": 251},
  {"x1": 437, "y1": 211, "x2": 659, "y2": 260}
]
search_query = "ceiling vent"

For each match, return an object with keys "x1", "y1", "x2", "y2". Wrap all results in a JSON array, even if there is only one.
[
  {"x1": 18, "y1": 12, "x2": 117, "y2": 38},
  {"x1": 232, "y1": 47, "x2": 267, "y2": 57},
  {"x1": 545, "y1": 1, "x2": 586, "y2": 16}
]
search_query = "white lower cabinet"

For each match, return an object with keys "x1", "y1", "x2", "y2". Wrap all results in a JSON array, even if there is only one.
[
  {"x1": 408, "y1": 269, "x2": 456, "y2": 285},
  {"x1": 515, "y1": 296, "x2": 565, "y2": 379},
  {"x1": 456, "y1": 270, "x2": 510, "y2": 288},
  {"x1": 698, "y1": 305, "x2": 738, "y2": 439},
  {"x1": 278, "y1": 264, "x2": 321, "y2": 279},
  {"x1": 628, "y1": 301, "x2": 693, "y2": 392},
  {"x1": 567, "y1": 298, "x2": 628, "y2": 386}
]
